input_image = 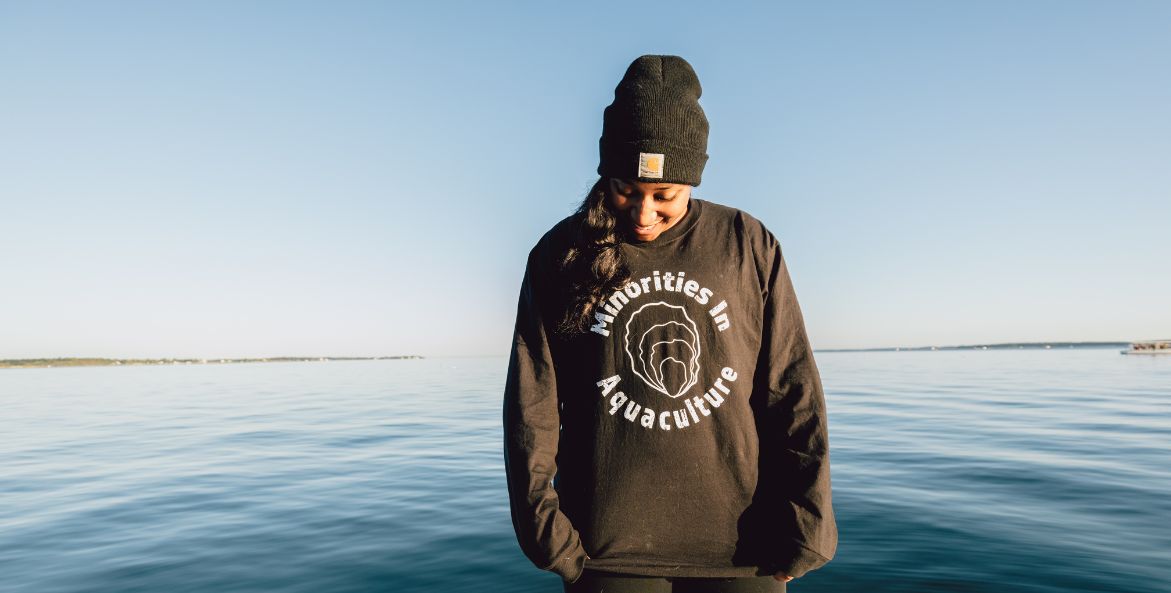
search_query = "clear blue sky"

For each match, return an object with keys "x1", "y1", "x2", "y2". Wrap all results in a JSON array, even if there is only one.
[{"x1": 2, "y1": 1, "x2": 1168, "y2": 358}]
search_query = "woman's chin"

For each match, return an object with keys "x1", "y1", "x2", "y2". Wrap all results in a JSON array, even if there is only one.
[
  {"x1": 626, "y1": 223, "x2": 663, "y2": 241},
  {"x1": 626, "y1": 229, "x2": 659, "y2": 242}
]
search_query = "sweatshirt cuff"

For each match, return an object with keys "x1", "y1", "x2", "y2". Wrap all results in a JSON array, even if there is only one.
[
  {"x1": 772, "y1": 540, "x2": 831, "y2": 580},
  {"x1": 548, "y1": 552, "x2": 588, "y2": 583}
]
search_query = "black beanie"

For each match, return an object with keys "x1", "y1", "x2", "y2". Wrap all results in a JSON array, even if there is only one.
[{"x1": 598, "y1": 55, "x2": 710, "y2": 186}]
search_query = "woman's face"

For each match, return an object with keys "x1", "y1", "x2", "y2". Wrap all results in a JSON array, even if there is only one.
[{"x1": 607, "y1": 178, "x2": 692, "y2": 242}]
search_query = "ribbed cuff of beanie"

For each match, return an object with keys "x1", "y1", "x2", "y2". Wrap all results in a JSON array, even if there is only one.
[{"x1": 598, "y1": 139, "x2": 708, "y2": 186}]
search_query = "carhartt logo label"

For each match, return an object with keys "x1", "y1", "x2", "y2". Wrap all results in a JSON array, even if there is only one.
[{"x1": 638, "y1": 152, "x2": 664, "y2": 178}]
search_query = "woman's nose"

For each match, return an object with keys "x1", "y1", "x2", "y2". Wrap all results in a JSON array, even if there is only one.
[
  {"x1": 633, "y1": 207, "x2": 659, "y2": 226},
  {"x1": 633, "y1": 200, "x2": 659, "y2": 225}
]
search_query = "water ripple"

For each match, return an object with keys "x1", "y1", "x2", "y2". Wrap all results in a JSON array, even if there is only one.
[{"x1": 0, "y1": 351, "x2": 1168, "y2": 592}]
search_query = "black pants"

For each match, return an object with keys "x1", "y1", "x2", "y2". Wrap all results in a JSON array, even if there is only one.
[{"x1": 564, "y1": 569, "x2": 786, "y2": 593}]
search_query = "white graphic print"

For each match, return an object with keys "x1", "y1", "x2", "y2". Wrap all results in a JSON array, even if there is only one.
[
  {"x1": 590, "y1": 269, "x2": 741, "y2": 431},
  {"x1": 589, "y1": 270, "x2": 729, "y2": 337},
  {"x1": 624, "y1": 302, "x2": 701, "y2": 399}
]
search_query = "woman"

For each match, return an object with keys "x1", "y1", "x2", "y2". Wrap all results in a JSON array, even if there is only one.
[{"x1": 503, "y1": 55, "x2": 836, "y2": 593}]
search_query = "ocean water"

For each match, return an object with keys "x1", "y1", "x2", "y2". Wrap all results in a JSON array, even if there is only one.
[{"x1": 1, "y1": 349, "x2": 1168, "y2": 593}]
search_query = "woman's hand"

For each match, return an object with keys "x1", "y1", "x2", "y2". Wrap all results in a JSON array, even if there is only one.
[{"x1": 773, "y1": 573, "x2": 794, "y2": 583}]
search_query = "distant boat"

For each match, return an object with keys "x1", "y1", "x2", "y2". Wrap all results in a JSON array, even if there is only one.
[{"x1": 1121, "y1": 340, "x2": 1171, "y2": 355}]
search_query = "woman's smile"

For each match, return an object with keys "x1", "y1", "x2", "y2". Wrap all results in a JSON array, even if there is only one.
[
  {"x1": 607, "y1": 178, "x2": 691, "y2": 242},
  {"x1": 632, "y1": 218, "x2": 663, "y2": 235}
]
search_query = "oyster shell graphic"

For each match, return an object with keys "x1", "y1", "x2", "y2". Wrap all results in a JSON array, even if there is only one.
[{"x1": 623, "y1": 301, "x2": 701, "y2": 399}]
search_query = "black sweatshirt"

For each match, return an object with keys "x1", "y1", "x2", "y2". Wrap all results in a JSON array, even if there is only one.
[{"x1": 502, "y1": 197, "x2": 836, "y2": 583}]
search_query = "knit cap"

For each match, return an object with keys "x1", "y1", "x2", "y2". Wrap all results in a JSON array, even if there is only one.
[{"x1": 598, "y1": 55, "x2": 710, "y2": 186}]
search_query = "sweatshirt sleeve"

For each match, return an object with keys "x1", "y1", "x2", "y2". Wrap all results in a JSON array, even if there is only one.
[
  {"x1": 502, "y1": 245, "x2": 589, "y2": 583},
  {"x1": 753, "y1": 231, "x2": 838, "y2": 579}
]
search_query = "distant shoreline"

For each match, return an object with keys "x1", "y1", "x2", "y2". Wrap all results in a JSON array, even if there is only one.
[
  {"x1": 819, "y1": 341, "x2": 1135, "y2": 353},
  {"x1": 0, "y1": 356, "x2": 425, "y2": 370},
  {"x1": 4, "y1": 341, "x2": 1163, "y2": 368}
]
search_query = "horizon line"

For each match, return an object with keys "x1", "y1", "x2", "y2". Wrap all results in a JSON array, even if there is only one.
[{"x1": 6, "y1": 338, "x2": 1170, "y2": 363}]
